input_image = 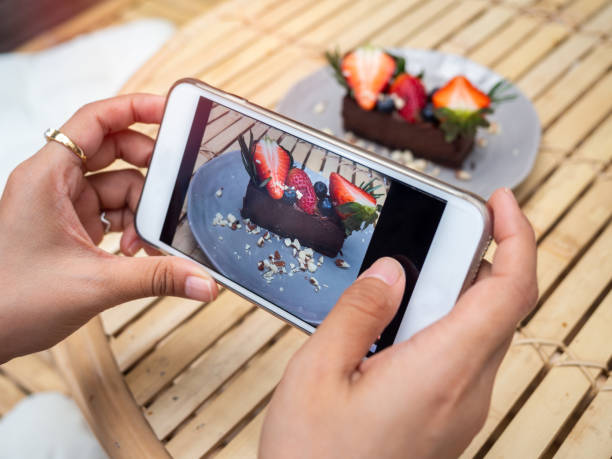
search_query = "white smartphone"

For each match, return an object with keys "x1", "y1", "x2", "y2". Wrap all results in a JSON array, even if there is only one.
[{"x1": 136, "y1": 79, "x2": 491, "y2": 354}]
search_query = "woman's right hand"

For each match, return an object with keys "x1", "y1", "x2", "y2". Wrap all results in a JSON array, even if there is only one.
[{"x1": 260, "y1": 188, "x2": 538, "y2": 458}]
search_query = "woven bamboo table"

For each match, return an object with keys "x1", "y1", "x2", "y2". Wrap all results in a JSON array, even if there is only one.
[{"x1": 53, "y1": 0, "x2": 612, "y2": 457}]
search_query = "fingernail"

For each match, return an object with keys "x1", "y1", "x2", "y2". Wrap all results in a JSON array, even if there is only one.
[
  {"x1": 185, "y1": 276, "x2": 215, "y2": 302},
  {"x1": 359, "y1": 257, "x2": 402, "y2": 286},
  {"x1": 128, "y1": 240, "x2": 140, "y2": 256}
]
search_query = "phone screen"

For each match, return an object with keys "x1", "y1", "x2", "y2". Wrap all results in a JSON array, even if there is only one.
[{"x1": 159, "y1": 96, "x2": 446, "y2": 352}]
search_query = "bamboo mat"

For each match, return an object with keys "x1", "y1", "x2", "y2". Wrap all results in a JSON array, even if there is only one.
[{"x1": 24, "y1": 0, "x2": 612, "y2": 457}]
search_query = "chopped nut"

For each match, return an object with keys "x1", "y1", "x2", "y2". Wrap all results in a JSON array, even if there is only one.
[
  {"x1": 284, "y1": 238, "x2": 292, "y2": 247},
  {"x1": 274, "y1": 250, "x2": 281, "y2": 260},
  {"x1": 313, "y1": 101, "x2": 326, "y2": 114},
  {"x1": 227, "y1": 213, "x2": 237, "y2": 224},
  {"x1": 257, "y1": 237, "x2": 265, "y2": 247},
  {"x1": 273, "y1": 261, "x2": 286, "y2": 267},
  {"x1": 344, "y1": 131, "x2": 356, "y2": 143},
  {"x1": 215, "y1": 187, "x2": 223, "y2": 197},
  {"x1": 477, "y1": 137, "x2": 488, "y2": 148},
  {"x1": 309, "y1": 277, "x2": 321, "y2": 292},
  {"x1": 264, "y1": 231, "x2": 270, "y2": 240},
  {"x1": 245, "y1": 244, "x2": 250, "y2": 251},
  {"x1": 390, "y1": 150, "x2": 403, "y2": 161},
  {"x1": 455, "y1": 169, "x2": 472, "y2": 181},
  {"x1": 335, "y1": 259, "x2": 350, "y2": 268},
  {"x1": 410, "y1": 159, "x2": 427, "y2": 172},
  {"x1": 231, "y1": 222, "x2": 238, "y2": 230},
  {"x1": 322, "y1": 127, "x2": 334, "y2": 136},
  {"x1": 488, "y1": 121, "x2": 501, "y2": 134}
]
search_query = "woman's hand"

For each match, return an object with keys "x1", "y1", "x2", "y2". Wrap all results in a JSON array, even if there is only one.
[
  {"x1": 260, "y1": 188, "x2": 538, "y2": 458},
  {"x1": 0, "y1": 94, "x2": 218, "y2": 363}
]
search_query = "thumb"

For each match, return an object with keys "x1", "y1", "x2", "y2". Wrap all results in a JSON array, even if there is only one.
[
  {"x1": 103, "y1": 255, "x2": 219, "y2": 305},
  {"x1": 306, "y1": 257, "x2": 405, "y2": 375}
]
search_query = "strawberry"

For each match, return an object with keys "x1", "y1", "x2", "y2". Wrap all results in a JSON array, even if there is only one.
[
  {"x1": 431, "y1": 76, "x2": 494, "y2": 142},
  {"x1": 251, "y1": 137, "x2": 291, "y2": 199},
  {"x1": 341, "y1": 46, "x2": 396, "y2": 110},
  {"x1": 389, "y1": 73, "x2": 427, "y2": 123},
  {"x1": 286, "y1": 168, "x2": 317, "y2": 215},
  {"x1": 329, "y1": 173, "x2": 380, "y2": 235},
  {"x1": 432, "y1": 76, "x2": 490, "y2": 112}
]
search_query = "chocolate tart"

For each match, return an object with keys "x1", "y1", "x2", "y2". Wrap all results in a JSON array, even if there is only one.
[
  {"x1": 241, "y1": 182, "x2": 346, "y2": 257},
  {"x1": 342, "y1": 96, "x2": 474, "y2": 169}
]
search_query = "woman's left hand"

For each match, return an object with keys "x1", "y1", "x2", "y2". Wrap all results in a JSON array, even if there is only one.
[{"x1": 0, "y1": 94, "x2": 218, "y2": 363}]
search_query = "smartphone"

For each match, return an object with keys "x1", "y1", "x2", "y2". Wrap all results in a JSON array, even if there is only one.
[{"x1": 136, "y1": 78, "x2": 491, "y2": 354}]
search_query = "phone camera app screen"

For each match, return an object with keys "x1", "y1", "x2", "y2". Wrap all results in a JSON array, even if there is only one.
[{"x1": 160, "y1": 97, "x2": 446, "y2": 351}]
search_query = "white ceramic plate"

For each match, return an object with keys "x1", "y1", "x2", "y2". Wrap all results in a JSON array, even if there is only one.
[{"x1": 277, "y1": 48, "x2": 541, "y2": 198}]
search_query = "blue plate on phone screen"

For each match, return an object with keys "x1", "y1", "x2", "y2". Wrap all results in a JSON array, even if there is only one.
[{"x1": 187, "y1": 150, "x2": 375, "y2": 324}]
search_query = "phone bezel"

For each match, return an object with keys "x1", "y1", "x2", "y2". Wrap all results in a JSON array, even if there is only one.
[{"x1": 135, "y1": 79, "x2": 492, "y2": 343}]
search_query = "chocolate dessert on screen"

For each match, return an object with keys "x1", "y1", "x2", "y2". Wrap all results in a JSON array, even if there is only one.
[
  {"x1": 326, "y1": 46, "x2": 514, "y2": 168},
  {"x1": 239, "y1": 132, "x2": 381, "y2": 257}
]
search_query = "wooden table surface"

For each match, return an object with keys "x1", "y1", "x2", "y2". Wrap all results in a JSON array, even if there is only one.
[{"x1": 50, "y1": 0, "x2": 612, "y2": 457}]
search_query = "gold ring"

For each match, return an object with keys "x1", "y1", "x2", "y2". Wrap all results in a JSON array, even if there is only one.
[{"x1": 44, "y1": 128, "x2": 87, "y2": 165}]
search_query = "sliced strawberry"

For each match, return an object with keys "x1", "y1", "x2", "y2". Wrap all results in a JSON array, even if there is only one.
[
  {"x1": 286, "y1": 168, "x2": 317, "y2": 215},
  {"x1": 329, "y1": 172, "x2": 379, "y2": 235},
  {"x1": 253, "y1": 137, "x2": 291, "y2": 200},
  {"x1": 431, "y1": 76, "x2": 492, "y2": 142},
  {"x1": 432, "y1": 76, "x2": 490, "y2": 112},
  {"x1": 389, "y1": 73, "x2": 427, "y2": 123},
  {"x1": 341, "y1": 46, "x2": 396, "y2": 110}
]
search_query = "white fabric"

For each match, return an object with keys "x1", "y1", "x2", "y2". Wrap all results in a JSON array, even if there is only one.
[
  {"x1": 0, "y1": 18, "x2": 175, "y2": 192},
  {"x1": 0, "y1": 393, "x2": 107, "y2": 459}
]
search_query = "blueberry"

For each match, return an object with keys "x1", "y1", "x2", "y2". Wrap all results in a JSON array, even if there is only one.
[
  {"x1": 376, "y1": 97, "x2": 395, "y2": 113},
  {"x1": 314, "y1": 181, "x2": 327, "y2": 199},
  {"x1": 421, "y1": 102, "x2": 438, "y2": 124},
  {"x1": 318, "y1": 196, "x2": 334, "y2": 217},
  {"x1": 427, "y1": 87, "x2": 439, "y2": 102},
  {"x1": 283, "y1": 188, "x2": 297, "y2": 204}
]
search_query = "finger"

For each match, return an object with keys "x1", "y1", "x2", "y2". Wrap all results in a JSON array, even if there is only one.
[
  {"x1": 73, "y1": 181, "x2": 105, "y2": 243},
  {"x1": 476, "y1": 260, "x2": 492, "y2": 282},
  {"x1": 304, "y1": 257, "x2": 405, "y2": 376},
  {"x1": 102, "y1": 208, "x2": 140, "y2": 255},
  {"x1": 87, "y1": 168, "x2": 144, "y2": 213},
  {"x1": 86, "y1": 129, "x2": 155, "y2": 171},
  {"x1": 102, "y1": 209, "x2": 162, "y2": 256},
  {"x1": 102, "y1": 208, "x2": 134, "y2": 233},
  {"x1": 396, "y1": 188, "x2": 537, "y2": 365},
  {"x1": 488, "y1": 188, "x2": 538, "y2": 316},
  {"x1": 104, "y1": 255, "x2": 219, "y2": 305},
  {"x1": 55, "y1": 94, "x2": 165, "y2": 169}
]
